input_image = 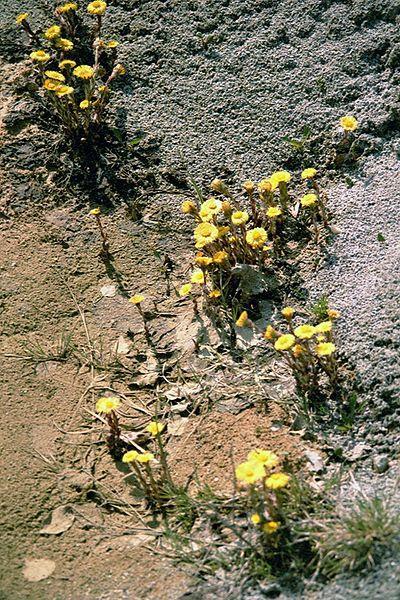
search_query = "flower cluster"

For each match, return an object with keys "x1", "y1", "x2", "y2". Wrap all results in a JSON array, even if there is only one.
[
  {"x1": 17, "y1": 2, "x2": 126, "y2": 141},
  {"x1": 265, "y1": 307, "x2": 340, "y2": 394},
  {"x1": 96, "y1": 396, "x2": 123, "y2": 457},
  {"x1": 235, "y1": 449, "x2": 290, "y2": 536}
]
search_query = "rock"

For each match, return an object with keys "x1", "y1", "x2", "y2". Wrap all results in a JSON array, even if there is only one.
[
  {"x1": 372, "y1": 454, "x2": 389, "y2": 474},
  {"x1": 345, "y1": 443, "x2": 371, "y2": 462},
  {"x1": 258, "y1": 581, "x2": 282, "y2": 597},
  {"x1": 23, "y1": 558, "x2": 56, "y2": 582},
  {"x1": 168, "y1": 417, "x2": 189, "y2": 436},
  {"x1": 304, "y1": 450, "x2": 325, "y2": 473},
  {"x1": 113, "y1": 335, "x2": 131, "y2": 355},
  {"x1": 100, "y1": 284, "x2": 118, "y2": 297},
  {"x1": 39, "y1": 505, "x2": 75, "y2": 535}
]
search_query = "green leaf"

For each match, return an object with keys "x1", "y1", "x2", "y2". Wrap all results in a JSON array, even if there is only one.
[
  {"x1": 377, "y1": 233, "x2": 385, "y2": 242},
  {"x1": 129, "y1": 134, "x2": 144, "y2": 147}
]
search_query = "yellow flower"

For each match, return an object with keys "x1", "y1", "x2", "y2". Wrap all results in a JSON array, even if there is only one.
[
  {"x1": 16, "y1": 13, "x2": 29, "y2": 24},
  {"x1": 59, "y1": 59, "x2": 76, "y2": 69},
  {"x1": 73, "y1": 65, "x2": 95, "y2": 79},
  {"x1": 210, "y1": 178, "x2": 227, "y2": 193},
  {"x1": 247, "y1": 449, "x2": 279, "y2": 468},
  {"x1": 87, "y1": 0, "x2": 107, "y2": 15},
  {"x1": 246, "y1": 227, "x2": 267, "y2": 249},
  {"x1": 315, "y1": 321, "x2": 332, "y2": 333},
  {"x1": 265, "y1": 472, "x2": 290, "y2": 490},
  {"x1": 258, "y1": 179, "x2": 272, "y2": 194},
  {"x1": 301, "y1": 193, "x2": 317, "y2": 207},
  {"x1": 266, "y1": 206, "x2": 282, "y2": 218},
  {"x1": 129, "y1": 294, "x2": 145, "y2": 304},
  {"x1": 327, "y1": 309, "x2": 340, "y2": 320},
  {"x1": 195, "y1": 254, "x2": 213, "y2": 267},
  {"x1": 178, "y1": 283, "x2": 192, "y2": 297},
  {"x1": 316, "y1": 342, "x2": 336, "y2": 356},
  {"x1": 281, "y1": 307, "x2": 294, "y2": 320},
  {"x1": 30, "y1": 50, "x2": 50, "y2": 63},
  {"x1": 231, "y1": 210, "x2": 249, "y2": 226},
  {"x1": 250, "y1": 513, "x2": 261, "y2": 525},
  {"x1": 43, "y1": 79, "x2": 62, "y2": 91},
  {"x1": 44, "y1": 25, "x2": 61, "y2": 40},
  {"x1": 115, "y1": 64, "x2": 126, "y2": 75},
  {"x1": 55, "y1": 85, "x2": 74, "y2": 97},
  {"x1": 56, "y1": 38, "x2": 74, "y2": 51},
  {"x1": 80, "y1": 100, "x2": 90, "y2": 109},
  {"x1": 209, "y1": 289, "x2": 221, "y2": 298},
  {"x1": 90, "y1": 207, "x2": 101, "y2": 215},
  {"x1": 235, "y1": 460, "x2": 265, "y2": 485},
  {"x1": 45, "y1": 70, "x2": 65, "y2": 82},
  {"x1": 274, "y1": 334, "x2": 295, "y2": 351},
  {"x1": 236, "y1": 310, "x2": 249, "y2": 328},
  {"x1": 96, "y1": 396, "x2": 120, "y2": 414},
  {"x1": 301, "y1": 168, "x2": 317, "y2": 179},
  {"x1": 264, "y1": 325, "x2": 277, "y2": 340},
  {"x1": 122, "y1": 450, "x2": 139, "y2": 463},
  {"x1": 136, "y1": 452, "x2": 154, "y2": 463},
  {"x1": 213, "y1": 250, "x2": 228, "y2": 264},
  {"x1": 262, "y1": 521, "x2": 280, "y2": 534},
  {"x1": 194, "y1": 222, "x2": 219, "y2": 247},
  {"x1": 199, "y1": 207, "x2": 213, "y2": 222},
  {"x1": 107, "y1": 40, "x2": 119, "y2": 48},
  {"x1": 292, "y1": 344, "x2": 303, "y2": 357},
  {"x1": 146, "y1": 422, "x2": 165, "y2": 436},
  {"x1": 241, "y1": 180, "x2": 254, "y2": 194},
  {"x1": 201, "y1": 198, "x2": 222, "y2": 216},
  {"x1": 294, "y1": 324, "x2": 316, "y2": 339},
  {"x1": 269, "y1": 170, "x2": 291, "y2": 190},
  {"x1": 340, "y1": 115, "x2": 358, "y2": 132},
  {"x1": 181, "y1": 200, "x2": 197, "y2": 214},
  {"x1": 190, "y1": 270, "x2": 205, "y2": 284},
  {"x1": 217, "y1": 226, "x2": 230, "y2": 238},
  {"x1": 57, "y1": 2, "x2": 78, "y2": 13}
]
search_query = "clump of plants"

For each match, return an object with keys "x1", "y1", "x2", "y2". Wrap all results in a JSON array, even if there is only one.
[{"x1": 16, "y1": 2, "x2": 126, "y2": 144}]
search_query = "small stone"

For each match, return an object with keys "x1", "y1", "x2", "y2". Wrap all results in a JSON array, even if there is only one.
[
  {"x1": 100, "y1": 284, "x2": 117, "y2": 298},
  {"x1": 345, "y1": 443, "x2": 370, "y2": 462},
  {"x1": 372, "y1": 454, "x2": 389, "y2": 474},
  {"x1": 304, "y1": 450, "x2": 325, "y2": 473}
]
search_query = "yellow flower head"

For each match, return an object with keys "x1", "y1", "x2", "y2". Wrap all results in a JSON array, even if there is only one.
[
  {"x1": 258, "y1": 179, "x2": 272, "y2": 194},
  {"x1": 129, "y1": 294, "x2": 145, "y2": 305},
  {"x1": 266, "y1": 206, "x2": 282, "y2": 218},
  {"x1": 294, "y1": 324, "x2": 316, "y2": 339},
  {"x1": 246, "y1": 227, "x2": 268, "y2": 249},
  {"x1": 73, "y1": 65, "x2": 95, "y2": 79},
  {"x1": 221, "y1": 200, "x2": 232, "y2": 215},
  {"x1": 247, "y1": 449, "x2": 279, "y2": 468},
  {"x1": 146, "y1": 422, "x2": 165, "y2": 436},
  {"x1": 263, "y1": 521, "x2": 280, "y2": 534},
  {"x1": 281, "y1": 306, "x2": 294, "y2": 320},
  {"x1": 265, "y1": 472, "x2": 290, "y2": 490},
  {"x1": 43, "y1": 79, "x2": 62, "y2": 91},
  {"x1": 30, "y1": 50, "x2": 50, "y2": 63},
  {"x1": 231, "y1": 210, "x2": 249, "y2": 226},
  {"x1": 122, "y1": 450, "x2": 139, "y2": 463},
  {"x1": 340, "y1": 115, "x2": 358, "y2": 132},
  {"x1": 57, "y1": 2, "x2": 78, "y2": 13},
  {"x1": 269, "y1": 170, "x2": 291, "y2": 190},
  {"x1": 199, "y1": 207, "x2": 213, "y2": 222},
  {"x1": 80, "y1": 100, "x2": 90, "y2": 109},
  {"x1": 44, "y1": 25, "x2": 61, "y2": 40},
  {"x1": 87, "y1": 0, "x2": 107, "y2": 15},
  {"x1": 107, "y1": 40, "x2": 119, "y2": 48},
  {"x1": 210, "y1": 178, "x2": 227, "y2": 194},
  {"x1": 315, "y1": 320, "x2": 332, "y2": 333},
  {"x1": 208, "y1": 289, "x2": 221, "y2": 298},
  {"x1": 301, "y1": 168, "x2": 317, "y2": 180},
  {"x1": 301, "y1": 193, "x2": 317, "y2": 207},
  {"x1": 264, "y1": 325, "x2": 277, "y2": 340},
  {"x1": 213, "y1": 250, "x2": 228, "y2": 264},
  {"x1": 292, "y1": 343, "x2": 304, "y2": 357},
  {"x1": 59, "y1": 59, "x2": 77, "y2": 69},
  {"x1": 56, "y1": 38, "x2": 74, "y2": 51},
  {"x1": 96, "y1": 396, "x2": 121, "y2": 414},
  {"x1": 194, "y1": 222, "x2": 219, "y2": 247},
  {"x1": 181, "y1": 200, "x2": 197, "y2": 215},
  {"x1": 217, "y1": 226, "x2": 230, "y2": 238},
  {"x1": 327, "y1": 309, "x2": 341, "y2": 320},
  {"x1": 115, "y1": 63, "x2": 126, "y2": 75},
  {"x1": 90, "y1": 207, "x2": 101, "y2": 215},
  {"x1": 201, "y1": 197, "x2": 222, "y2": 216},
  {"x1": 250, "y1": 513, "x2": 261, "y2": 525},
  {"x1": 136, "y1": 452, "x2": 154, "y2": 463},
  {"x1": 243, "y1": 180, "x2": 255, "y2": 194},
  {"x1": 236, "y1": 310, "x2": 249, "y2": 328},
  {"x1": 16, "y1": 13, "x2": 29, "y2": 24},
  {"x1": 195, "y1": 254, "x2": 213, "y2": 267},
  {"x1": 274, "y1": 333, "x2": 295, "y2": 351},
  {"x1": 316, "y1": 342, "x2": 336, "y2": 356},
  {"x1": 45, "y1": 70, "x2": 65, "y2": 82},
  {"x1": 190, "y1": 270, "x2": 205, "y2": 284},
  {"x1": 178, "y1": 283, "x2": 192, "y2": 297},
  {"x1": 235, "y1": 460, "x2": 265, "y2": 485},
  {"x1": 55, "y1": 85, "x2": 74, "y2": 97}
]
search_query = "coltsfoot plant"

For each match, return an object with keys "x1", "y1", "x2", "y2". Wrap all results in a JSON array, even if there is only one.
[
  {"x1": 96, "y1": 395, "x2": 123, "y2": 457},
  {"x1": 16, "y1": 3, "x2": 126, "y2": 143},
  {"x1": 179, "y1": 168, "x2": 330, "y2": 308}
]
